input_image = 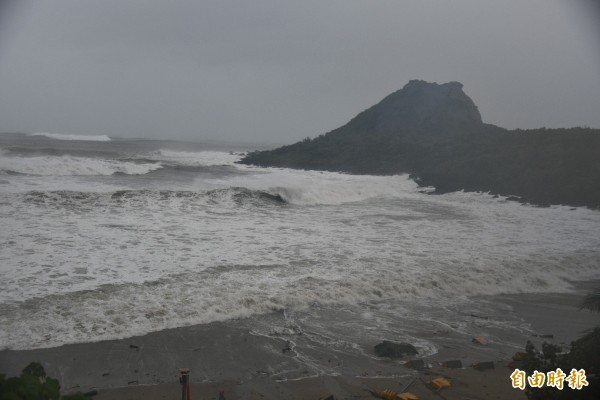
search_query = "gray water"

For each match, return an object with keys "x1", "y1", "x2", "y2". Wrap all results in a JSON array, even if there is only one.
[{"x1": 1, "y1": 132, "x2": 599, "y2": 352}]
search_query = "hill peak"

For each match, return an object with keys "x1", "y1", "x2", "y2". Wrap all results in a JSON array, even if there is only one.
[{"x1": 372, "y1": 80, "x2": 482, "y2": 134}]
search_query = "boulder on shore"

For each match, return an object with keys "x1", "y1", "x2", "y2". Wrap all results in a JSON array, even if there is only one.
[{"x1": 374, "y1": 341, "x2": 417, "y2": 358}]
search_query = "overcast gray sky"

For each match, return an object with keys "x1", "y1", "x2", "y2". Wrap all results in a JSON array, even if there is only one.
[{"x1": 0, "y1": 0, "x2": 598, "y2": 143}]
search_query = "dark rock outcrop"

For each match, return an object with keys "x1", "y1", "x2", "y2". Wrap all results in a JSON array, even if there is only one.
[
  {"x1": 371, "y1": 80, "x2": 482, "y2": 135},
  {"x1": 240, "y1": 80, "x2": 600, "y2": 209},
  {"x1": 374, "y1": 341, "x2": 418, "y2": 358}
]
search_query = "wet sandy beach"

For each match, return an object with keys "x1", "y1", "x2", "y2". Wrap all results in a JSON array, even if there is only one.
[{"x1": 1, "y1": 288, "x2": 598, "y2": 399}]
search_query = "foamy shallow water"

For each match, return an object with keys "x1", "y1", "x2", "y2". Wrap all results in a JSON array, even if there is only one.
[{"x1": 0, "y1": 133, "x2": 599, "y2": 350}]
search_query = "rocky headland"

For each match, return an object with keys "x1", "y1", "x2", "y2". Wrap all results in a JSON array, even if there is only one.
[{"x1": 240, "y1": 80, "x2": 600, "y2": 208}]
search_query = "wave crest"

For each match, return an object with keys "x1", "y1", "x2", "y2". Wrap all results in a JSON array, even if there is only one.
[
  {"x1": 217, "y1": 169, "x2": 422, "y2": 205},
  {"x1": 0, "y1": 153, "x2": 161, "y2": 176},
  {"x1": 30, "y1": 132, "x2": 112, "y2": 141},
  {"x1": 149, "y1": 149, "x2": 242, "y2": 166}
]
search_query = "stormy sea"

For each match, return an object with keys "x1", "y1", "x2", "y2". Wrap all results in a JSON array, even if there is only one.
[{"x1": 1, "y1": 132, "x2": 599, "y2": 364}]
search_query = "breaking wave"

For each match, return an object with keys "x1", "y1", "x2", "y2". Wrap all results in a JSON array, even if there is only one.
[
  {"x1": 21, "y1": 188, "x2": 286, "y2": 208},
  {"x1": 214, "y1": 169, "x2": 423, "y2": 205},
  {"x1": 30, "y1": 132, "x2": 112, "y2": 142},
  {"x1": 2, "y1": 137, "x2": 600, "y2": 352},
  {"x1": 1, "y1": 247, "x2": 598, "y2": 350},
  {"x1": 0, "y1": 153, "x2": 162, "y2": 176},
  {"x1": 148, "y1": 149, "x2": 242, "y2": 166}
]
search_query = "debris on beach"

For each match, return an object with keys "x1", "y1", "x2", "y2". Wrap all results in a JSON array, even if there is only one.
[
  {"x1": 429, "y1": 377, "x2": 451, "y2": 390},
  {"x1": 508, "y1": 351, "x2": 527, "y2": 368},
  {"x1": 371, "y1": 388, "x2": 419, "y2": 400},
  {"x1": 374, "y1": 341, "x2": 418, "y2": 358},
  {"x1": 397, "y1": 394, "x2": 419, "y2": 400},
  {"x1": 473, "y1": 361, "x2": 495, "y2": 371},
  {"x1": 441, "y1": 360, "x2": 463, "y2": 368},
  {"x1": 471, "y1": 336, "x2": 488, "y2": 345}
]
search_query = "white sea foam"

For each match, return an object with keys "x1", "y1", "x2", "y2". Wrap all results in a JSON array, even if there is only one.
[
  {"x1": 0, "y1": 152, "x2": 162, "y2": 176},
  {"x1": 207, "y1": 168, "x2": 425, "y2": 205},
  {"x1": 149, "y1": 149, "x2": 242, "y2": 166},
  {"x1": 1, "y1": 142, "x2": 600, "y2": 350},
  {"x1": 1, "y1": 177, "x2": 599, "y2": 349},
  {"x1": 30, "y1": 132, "x2": 112, "y2": 141}
]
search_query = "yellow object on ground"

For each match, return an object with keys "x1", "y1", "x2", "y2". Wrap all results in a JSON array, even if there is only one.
[
  {"x1": 430, "y1": 377, "x2": 451, "y2": 390},
  {"x1": 373, "y1": 389, "x2": 420, "y2": 400},
  {"x1": 472, "y1": 336, "x2": 489, "y2": 345},
  {"x1": 373, "y1": 388, "x2": 401, "y2": 400},
  {"x1": 398, "y1": 393, "x2": 419, "y2": 400}
]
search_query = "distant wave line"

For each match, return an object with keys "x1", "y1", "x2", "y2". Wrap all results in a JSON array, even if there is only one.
[{"x1": 30, "y1": 132, "x2": 112, "y2": 142}]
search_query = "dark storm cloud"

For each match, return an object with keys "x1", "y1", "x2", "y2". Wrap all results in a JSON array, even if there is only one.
[{"x1": 0, "y1": 0, "x2": 598, "y2": 143}]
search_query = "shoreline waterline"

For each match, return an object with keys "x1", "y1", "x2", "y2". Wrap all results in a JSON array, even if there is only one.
[{"x1": 1, "y1": 289, "x2": 597, "y2": 399}]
